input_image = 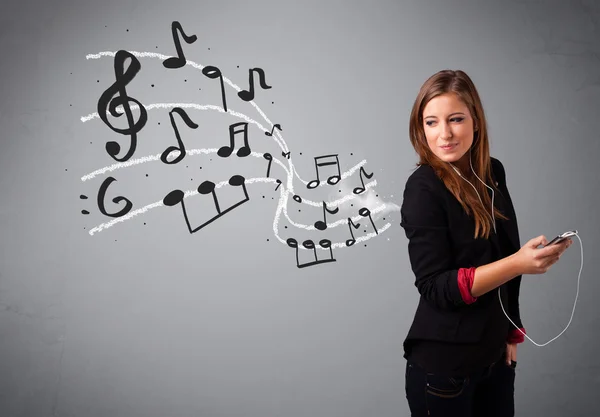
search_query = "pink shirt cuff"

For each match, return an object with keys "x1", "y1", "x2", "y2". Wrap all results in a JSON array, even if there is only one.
[
  {"x1": 507, "y1": 327, "x2": 526, "y2": 344},
  {"x1": 458, "y1": 267, "x2": 477, "y2": 304}
]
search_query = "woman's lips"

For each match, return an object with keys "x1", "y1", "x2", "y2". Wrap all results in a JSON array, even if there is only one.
[{"x1": 440, "y1": 143, "x2": 457, "y2": 151}]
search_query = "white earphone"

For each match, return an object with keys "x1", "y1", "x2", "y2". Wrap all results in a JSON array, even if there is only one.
[{"x1": 449, "y1": 150, "x2": 583, "y2": 347}]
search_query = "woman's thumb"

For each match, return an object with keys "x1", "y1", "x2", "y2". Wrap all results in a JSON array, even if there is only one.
[{"x1": 535, "y1": 235, "x2": 548, "y2": 247}]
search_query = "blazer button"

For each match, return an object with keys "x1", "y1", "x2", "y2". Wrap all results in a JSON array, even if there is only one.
[{"x1": 494, "y1": 181, "x2": 498, "y2": 186}]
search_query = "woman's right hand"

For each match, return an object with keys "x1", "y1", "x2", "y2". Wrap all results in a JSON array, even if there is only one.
[{"x1": 514, "y1": 235, "x2": 573, "y2": 275}]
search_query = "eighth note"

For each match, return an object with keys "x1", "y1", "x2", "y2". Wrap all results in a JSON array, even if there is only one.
[
  {"x1": 218, "y1": 122, "x2": 251, "y2": 158},
  {"x1": 346, "y1": 217, "x2": 361, "y2": 246},
  {"x1": 163, "y1": 21, "x2": 197, "y2": 69},
  {"x1": 265, "y1": 124, "x2": 282, "y2": 136},
  {"x1": 353, "y1": 166, "x2": 374, "y2": 194},
  {"x1": 238, "y1": 68, "x2": 272, "y2": 101},
  {"x1": 162, "y1": 175, "x2": 250, "y2": 234},
  {"x1": 161, "y1": 107, "x2": 198, "y2": 164},
  {"x1": 314, "y1": 201, "x2": 339, "y2": 231}
]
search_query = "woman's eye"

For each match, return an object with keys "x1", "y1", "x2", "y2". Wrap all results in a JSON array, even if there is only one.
[
  {"x1": 425, "y1": 117, "x2": 464, "y2": 127},
  {"x1": 451, "y1": 117, "x2": 464, "y2": 122}
]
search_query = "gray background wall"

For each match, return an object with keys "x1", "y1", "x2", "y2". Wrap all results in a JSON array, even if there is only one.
[{"x1": 1, "y1": 0, "x2": 598, "y2": 416}]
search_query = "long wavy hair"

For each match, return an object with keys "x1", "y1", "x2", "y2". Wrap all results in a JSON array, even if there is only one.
[{"x1": 408, "y1": 69, "x2": 509, "y2": 240}]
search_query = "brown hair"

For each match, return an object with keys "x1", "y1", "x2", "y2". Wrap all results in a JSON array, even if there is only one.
[{"x1": 408, "y1": 69, "x2": 509, "y2": 240}]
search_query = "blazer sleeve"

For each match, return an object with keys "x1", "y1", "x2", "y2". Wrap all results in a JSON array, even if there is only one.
[
  {"x1": 400, "y1": 170, "x2": 478, "y2": 310},
  {"x1": 495, "y1": 159, "x2": 527, "y2": 343}
]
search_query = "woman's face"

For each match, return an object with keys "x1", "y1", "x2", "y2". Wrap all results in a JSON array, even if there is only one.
[{"x1": 422, "y1": 93, "x2": 476, "y2": 173}]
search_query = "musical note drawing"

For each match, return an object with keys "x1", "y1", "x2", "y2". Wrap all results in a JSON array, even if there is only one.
[
  {"x1": 282, "y1": 151, "x2": 291, "y2": 159},
  {"x1": 314, "y1": 201, "x2": 339, "y2": 231},
  {"x1": 353, "y1": 166, "x2": 374, "y2": 194},
  {"x1": 293, "y1": 194, "x2": 302, "y2": 203},
  {"x1": 97, "y1": 50, "x2": 148, "y2": 162},
  {"x1": 359, "y1": 207, "x2": 378, "y2": 234},
  {"x1": 307, "y1": 154, "x2": 341, "y2": 189},
  {"x1": 218, "y1": 122, "x2": 251, "y2": 157},
  {"x1": 286, "y1": 238, "x2": 336, "y2": 268},
  {"x1": 202, "y1": 66, "x2": 228, "y2": 112},
  {"x1": 162, "y1": 175, "x2": 250, "y2": 234},
  {"x1": 163, "y1": 21, "x2": 197, "y2": 69},
  {"x1": 238, "y1": 68, "x2": 272, "y2": 101},
  {"x1": 275, "y1": 179, "x2": 282, "y2": 191},
  {"x1": 97, "y1": 176, "x2": 133, "y2": 218},
  {"x1": 263, "y1": 153, "x2": 273, "y2": 177},
  {"x1": 265, "y1": 124, "x2": 282, "y2": 137},
  {"x1": 346, "y1": 218, "x2": 361, "y2": 247},
  {"x1": 161, "y1": 107, "x2": 198, "y2": 164}
]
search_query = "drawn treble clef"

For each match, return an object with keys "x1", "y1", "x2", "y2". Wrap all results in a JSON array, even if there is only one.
[{"x1": 97, "y1": 50, "x2": 148, "y2": 162}]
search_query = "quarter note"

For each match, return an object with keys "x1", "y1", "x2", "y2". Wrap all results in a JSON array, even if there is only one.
[
  {"x1": 163, "y1": 21, "x2": 197, "y2": 69},
  {"x1": 307, "y1": 154, "x2": 341, "y2": 189},
  {"x1": 353, "y1": 166, "x2": 374, "y2": 194},
  {"x1": 162, "y1": 175, "x2": 250, "y2": 234},
  {"x1": 314, "y1": 201, "x2": 339, "y2": 231},
  {"x1": 359, "y1": 207, "x2": 378, "y2": 234},
  {"x1": 263, "y1": 153, "x2": 273, "y2": 177},
  {"x1": 265, "y1": 124, "x2": 282, "y2": 136},
  {"x1": 97, "y1": 50, "x2": 148, "y2": 162},
  {"x1": 286, "y1": 238, "x2": 336, "y2": 268},
  {"x1": 238, "y1": 68, "x2": 272, "y2": 101},
  {"x1": 202, "y1": 66, "x2": 228, "y2": 112},
  {"x1": 161, "y1": 107, "x2": 198, "y2": 164},
  {"x1": 218, "y1": 122, "x2": 251, "y2": 157},
  {"x1": 97, "y1": 176, "x2": 133, "y2": 218},
  {"x1": 346, "y1": 218, "x2": 361, "y2": 247}
]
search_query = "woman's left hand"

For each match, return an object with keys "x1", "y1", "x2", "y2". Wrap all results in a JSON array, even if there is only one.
[{"x1": 506, "y1": 342, "x2": 517, "y2": 365}]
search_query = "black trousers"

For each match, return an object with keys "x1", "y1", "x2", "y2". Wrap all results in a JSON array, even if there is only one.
[{"x1": 405, "y1": 352, "x2": 516, "y2": 417}]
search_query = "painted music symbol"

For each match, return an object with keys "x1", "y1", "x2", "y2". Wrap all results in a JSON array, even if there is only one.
[
  {"x1": 314, "y1": 201, "x2": 339, "y2": 231},
  {"x1": 345, "y1": 217, "x2": 361, "y2": 246},
  {"x1": 282, "y1": 151, "x2": 291, "y2": 159},
  {"x1": 97, "y1": 50, "x2": 148, "y2": 162},
  {"x1": 265, "y1": 124, "x2": 282, "y2": 137},
  {"x1": 202, "y1": 65, "x2": 228, "y2": 112},
  {"x1": 263, "y1": 153, "x2": 273, "y2": 177},
  {"x1": 160, "y1": 107, "x2": 198, "y2": 164},
  {"x1": 358, "y1": 207, "x2": 378, "y2": 234},
  {"x1": 307, "y1": 154, "x2": 342, "y2": 189},
  {"x1": 218, "y1": 122, "x2": 251, "y2": 157},
  {"x1": 353, "y1": 166, "x2": 374, "y2": 194},
  {"x1": 238, "y1": 68, "x2": 272, "y2": 101},
  {"x1": 162, "y1": 175, "x2": 250, "y2": 234},
  {"x1": 97, "y1": 176, "x2": 133, "y2": 218},
  {"x1": 163, "y1": 21, "x2": 197, "y2": 69},
  {"x1": 286, "y1": 238, "x2": 336, "y2": 269}
]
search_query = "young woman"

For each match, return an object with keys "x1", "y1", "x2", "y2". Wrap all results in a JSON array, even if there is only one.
[{"x1": 400, "y1": 69, "x2": 572, "y2": 416}]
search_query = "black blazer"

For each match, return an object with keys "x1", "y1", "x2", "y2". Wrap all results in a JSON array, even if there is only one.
[{"x1": 399, "y1": 157, "x2": 524, "y2": 346}]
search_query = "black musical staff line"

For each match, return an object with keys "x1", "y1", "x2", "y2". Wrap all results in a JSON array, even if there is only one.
[
  {"x1": 202, "y1": 66, "x2": 228, "y2": 112},
  {"x1": 359, "y1": 207, "x2": 378, "y2": 234},
  {"x1": 314, "y1": 201, "x2": 339, "y2": 231},
  {"x1": 346, "y1": 217, "x2": 361, "y2": 247},
  {"x1": 265, "y1": 123, "x2": 282, "y2": 137},
  {"x1": 97, "y1": 176, "x2": 133, "y2": 218},
  {"x1": 353, "y1": 166, "x2": 374, "y2": 195},
  {"x1": 307, "y1": 154, "x2": 341, "y2": 189},
  {"x1": 263, "y1": 153, "x2": 273, "y2": 177},
  {"x1": 163, "y1": 175, "x2": 250, "y2": 234},
  {"x1": 238, "y1": 68, "x2": 272, "y2": 101},
  {"x1": 161, "y1": 107, "x2": 198, "y2": 164},
  {"x1": 286, "y1": 238, "x2": 336, "y2": 268},
  {"x1": 163, "y1": 21, "x2": 197, "y2": 69},
  {"x1": 218, "y1": 122, "x2": 251, "y2": 158},
  {"x1": 97, "y1": 50, "x2": 148, "y2": 162}
]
